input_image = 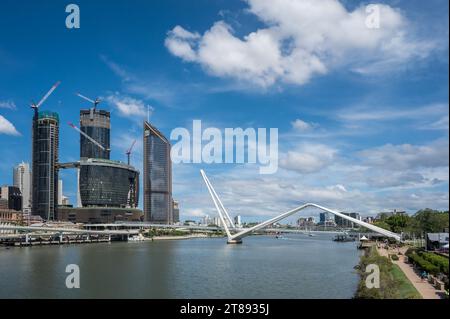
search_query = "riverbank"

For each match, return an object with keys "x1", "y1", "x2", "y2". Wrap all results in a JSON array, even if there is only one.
[
  {"x1": 150, "y1": 234, "x2": 210, "y2": 241},
  {"x1": 354, "y1": 245, "x2": 422, "y2": 299},
  {"x1": 377, "y1": 245, "x2": 444, "y2": 299}
]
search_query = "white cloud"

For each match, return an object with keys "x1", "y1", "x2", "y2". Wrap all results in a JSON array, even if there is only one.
[
  {"x1": 365, "y1": 171, "x2": 442, "y2": 188},
  {"x1": 426, "y1": 115, "x2": 449, "y2": 131},
  {"x1": 100, "y1": 55, "x2": 133, "y2": 82},
  {"x1": 164, "y1": 26, "x2": 200, "y2": 62},
  {"x1": 280, "y1": 143, "x2": 337, "y2": 174},
  {"x1": 0, "y1": 100, "x2": 16, "y2": 110},
  {"x1": 291, "y1": 119, "x2": 315, "y2": 132},
  {"x1": 337, "y1": 103, "x2": 448, "y2": 122},
  {"x1": 0, "y1": 115, "x2": 20, "y2": 136},
  {"x1": 106, "y1": 93, "x2": 153, "y2": 119},
  {"x1": 165, "y1": 0, "x2": 433, "y2": 87},
  {"x1": 359, "y1": 139, "x2": 449, "y2": 170}
]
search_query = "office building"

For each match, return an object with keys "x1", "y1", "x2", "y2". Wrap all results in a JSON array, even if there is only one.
[
  {"x1": 297, "y1": 217, "x2": 315, "y2": 227},
  {"x1": 32, "y1": 111, "x2": 59, "y2": 220},
  {"x1": 58, "y1": 158, "x2": 140, "y2": 223},
  {"x1": 56, "y1": 105, "x2": 141, "y2": 224},
  {"x1": 13, "y1": 162, "x2": 32, "y2": 212},
  {"x1": 143, "y1": 121, "x2": 172, "y2": 224},
  {"x1": 335, "y1": 212, "x2": 361, "y2": 228},
  {"x1": 172, "y1": 200, "x2": 180, "y2": 224},
  {"x1": 201, "y1": 215, "x2": 211, "y2": 226},
  {"x1": 376, "y1": 209, "x2": 407, "y2": 220},
  {"x1": 212, "y1": 216, "x2": 222, "y2": 227},
  {"x1": 78, "y1": 158, "x2": 139, "y2": 208},
  {"x1": 0, "y1": 186, "x2": 22, "y2": 211},
  {"x1": 58, "y1": 179, "x2": 63, "y2": 206},
  {"x1": 319, "y1": 212, "x2": 328, "y2": 224},
  {"x1": 234, "y1": 215, "x2": 242, "y2": 228},
  {"x1": 79, "y1": 109, "x2": 110, "y2": 159}
]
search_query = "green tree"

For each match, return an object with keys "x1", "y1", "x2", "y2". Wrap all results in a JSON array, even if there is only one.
[
  {"x1": 373, "y1": 220, "x2": 391, "y2": 231},
  {"x1": 385, "y1": 214, "x2": 411, "y2": 233},
  {"x1": 413, "y1": 209, "x2": 449, "y2": 233}
]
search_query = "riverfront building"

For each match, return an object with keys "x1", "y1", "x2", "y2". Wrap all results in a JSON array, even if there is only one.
[
  {"x1": 31, "y1": 111, "x2": 59, "y2": 220},
  {"x1": 143, "y1": 121, "x2": 173, "y2": 224},
  {"x1": 56, "y1": 106, "x2": 141, "y2": 224},
  {"x1": 13, "y1": 162, "x2": 32, "y2": 212},
  {"x1": 57, "y1": 206, "x2": 142, "y2": 224},
  {"x1": 335, "y1": 212, "x2": 361, "y2": 228},
  {"x1": 57, "y1": 158, "x2": 140, "y2": 223},
  {"x1": 172, "y1": 200, "x2": 180, "y2": 224},
  {"x1": 79, "y1": 158, "x2": 139, "y2": 208},
  {"x1": 79, "y1": 109, "x2": 110, "y2": 159},
  {"x1": 0, "y1": 186, "x2": 22, "y2": 211}
]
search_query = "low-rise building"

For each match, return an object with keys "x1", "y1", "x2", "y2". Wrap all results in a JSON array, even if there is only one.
[
  {"x1": 57, "y1": 207, "x2": 143, "y2": 224},
  {"x1": 426, "y1": 233, "x2": 449, "y2": 251},
  {"x1": 0, "y1": 209, "x2": 23, "y2": 223},
  {"x1": 376, "y1": 209, "x2": 407, "y2": 220}
]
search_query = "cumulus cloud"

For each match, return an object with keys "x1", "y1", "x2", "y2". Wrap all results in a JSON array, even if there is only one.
[
  {"x1": 106, "y1": 94, "x2": 153, "y2": 119},
  {"x1": 280, "y1": 143, "x2": 337, "y2": 174},
  {"x1": 165, "y1": 0, "x2": 433, "y2": 87},
  {"x1": 365, "y1": 171, "x2": 442, "y2": 188},
  {"x1": 0, "y1": 115, "x2": 20, "y2": 136},
  {"x1": 291, "y1": 119, "x2": 315, "y2": 132},
  {"x1": 359, "y1": 139, "x2": 449, "y2": 170}
]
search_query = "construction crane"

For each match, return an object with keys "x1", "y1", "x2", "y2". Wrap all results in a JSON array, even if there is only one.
[
  {"x1": 30, "y1": 81, "x2": 61, "y2": 116},
  {"x1": 68, "y1": 122, "x2": 108, "y2": 151},
  {"x1": 76, "y1": 93, "x2": 101, "y2": 109},
  {"x1": 125, "y1": 140, "x2": 136, "y2": 165}
]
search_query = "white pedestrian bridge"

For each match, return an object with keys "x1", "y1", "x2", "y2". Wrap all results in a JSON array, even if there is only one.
[{"x1": 200, "y1": 170, "x2": 401, "y2": 244}]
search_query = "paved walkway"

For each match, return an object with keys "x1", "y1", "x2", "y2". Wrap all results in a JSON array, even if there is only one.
[{"x1": 377, "y1": 245, "x2": 443, "y2": 299}]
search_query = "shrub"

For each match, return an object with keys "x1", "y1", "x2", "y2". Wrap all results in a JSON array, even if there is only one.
[
  {"x1": 390, "y1": 254, "x2": 399, "y2": 261},
  {"x1": 418, "y1": 252, "x2": 449, "y2": 275},
  {"x1": 408, "y1": 253, "x2": 440, "y2": 275}
]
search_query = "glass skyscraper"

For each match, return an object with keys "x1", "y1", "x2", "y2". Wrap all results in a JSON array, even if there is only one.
[
  {"x1": 79, "y1": 109, "x2": 110, "y2": 159},
  {"x1": 143, "y1": 121, "x2": 172, "y2": 223},
  {"x1": 31, "y1": 111, "x2": 59, "y2": 220}
]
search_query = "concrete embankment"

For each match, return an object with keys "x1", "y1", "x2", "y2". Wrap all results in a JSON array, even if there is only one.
[{"x1": 150, "y1": 234, "x2": 209, "y2": 241}]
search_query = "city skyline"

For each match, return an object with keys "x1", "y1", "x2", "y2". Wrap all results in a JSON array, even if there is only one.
[{"x1": 0, "y1": 0, "x2": 449, "y2": 222}]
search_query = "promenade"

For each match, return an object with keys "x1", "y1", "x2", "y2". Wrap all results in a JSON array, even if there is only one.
[{"x1": 377, "y1": 245, "x2": 443, "y2": 299}]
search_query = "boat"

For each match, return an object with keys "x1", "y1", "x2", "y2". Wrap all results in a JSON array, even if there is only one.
[
  {"x1": 128, "y1": 234, "x2": 146, "y2": 242},
  {"x1": 305, "y1": 226, "x2": 315, "y2": 237},
  {"x1": 333, "y1": 233, "x2": 355, "y2": 242}
]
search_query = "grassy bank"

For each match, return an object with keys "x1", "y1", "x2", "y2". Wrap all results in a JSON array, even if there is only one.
[{"x1": 354, "y1": 246, "x2": 421, "y2": 299}]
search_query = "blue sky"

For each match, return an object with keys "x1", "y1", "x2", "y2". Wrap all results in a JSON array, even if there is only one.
[{"x1": 0, "y1": 0, "x2": 448, "y2": 222}]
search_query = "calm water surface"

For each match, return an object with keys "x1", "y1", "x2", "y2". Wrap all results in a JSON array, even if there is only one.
[{"x1": 0, "y1": 234, "x2": 360, "y2": 298}]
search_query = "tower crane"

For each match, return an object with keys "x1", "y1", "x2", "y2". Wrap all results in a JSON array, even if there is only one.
[
  {"x1": 76, "y1": 93, "x2": 101, "y2": 109},
  {"x1": 30, "y1": 81, "x2": 61, "y2": 116},
  {"x1": 68, "y1": 122, "x2": 109, "y2": 152},
  {"x1": 125, "y1": 140, "x2": 136, "y2": 165}
]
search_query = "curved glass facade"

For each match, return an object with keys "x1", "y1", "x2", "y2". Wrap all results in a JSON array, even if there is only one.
[
  {"x1": 79, "y1": 160, "x2": 139, "y2": 208},
  {"x1": 143, "y1": 122, "x2": 172, "y2": 223}
]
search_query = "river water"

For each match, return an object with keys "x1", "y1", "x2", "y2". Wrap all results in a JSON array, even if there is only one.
[{"x1": 0, "y1": 234, "x2": 360, "y2": 298}]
